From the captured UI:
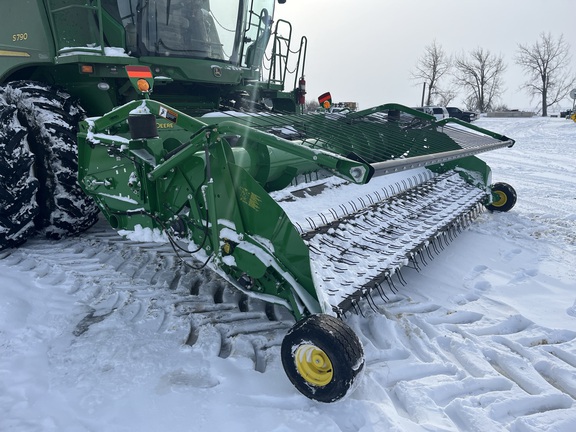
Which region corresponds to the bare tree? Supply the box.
[305,99,320,113]
[435,86,458,107]
[516,33,576,116]
[453,47,506,112]
[411,40,452,106]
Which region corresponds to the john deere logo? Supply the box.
[212,66,222,78]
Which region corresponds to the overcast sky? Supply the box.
[274,0,576,112]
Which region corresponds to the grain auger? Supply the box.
[77,69,517,402]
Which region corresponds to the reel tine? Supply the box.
[386,275,399,294]
[437,235,446,250]
[396,268,407,286]
[419,248,428,266]
[426,242,435,260]
[365,290,379,313]
[333,305,346,319]
[446,228,454,243]
[431,237,441,255]
[301,170,488,314]
[306,217,317,231]
[443,232,452,247]
[409,253,421,272]
[376,282,390,302]
[353,299,365,317]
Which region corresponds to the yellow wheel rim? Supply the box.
[294,344,334,387]
[492,190,508,207]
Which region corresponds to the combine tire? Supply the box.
[0,99,39,249]
[486,182,517,212]
[1,81,99,241]
[281,314,364,402]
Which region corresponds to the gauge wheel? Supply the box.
[281,314,364,403]
[486,182,517,212]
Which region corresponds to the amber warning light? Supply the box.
[318,92,332,109]
[80,64,94,74]
[126,66,154,95]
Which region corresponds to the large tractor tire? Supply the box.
[0,98,39,249]
[0,81,99,249]
[281,314,365,402]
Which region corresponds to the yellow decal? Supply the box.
[156,122,174,129]
[12,33,28,42]
[0,49,30,57]
[239,187,261,211]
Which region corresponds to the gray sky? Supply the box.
[275,0,576,112]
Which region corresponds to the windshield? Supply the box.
[116,0,274,64]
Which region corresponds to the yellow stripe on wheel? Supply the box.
[491,190,508,207]
[295,344,334,387]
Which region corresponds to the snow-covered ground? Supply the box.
[1,117,575,431]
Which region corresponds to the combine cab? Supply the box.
[77,72,517,401]
[0,0,517,403]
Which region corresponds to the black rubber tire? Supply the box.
[486,182,517,212]
[3,81,99,239]
[281,314,364,402]
[0,98,39,250]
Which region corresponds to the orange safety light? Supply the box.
[125,66,154,95]
[318,92,332,109]
[137,79,150,92]
[80,64,94,74]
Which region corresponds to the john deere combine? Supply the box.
[1,0,517,402]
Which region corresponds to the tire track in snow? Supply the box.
[3,211,576,429]
[349,256,576,431]
[477,118,576,254]
[0,219,295,374]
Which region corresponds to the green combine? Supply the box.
[0,0,517,402]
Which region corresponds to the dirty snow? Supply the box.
[1,116,576,431]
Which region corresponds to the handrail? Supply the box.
[292,36,307,90]
[267,19,292,88]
